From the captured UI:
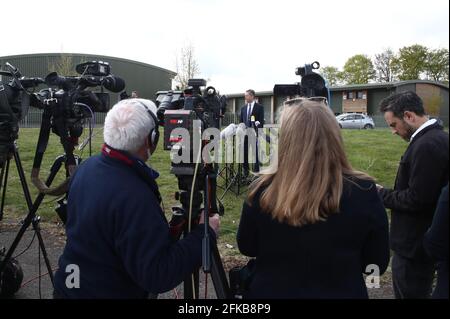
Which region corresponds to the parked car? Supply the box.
[336,113,375,129]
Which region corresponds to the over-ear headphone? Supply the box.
[134,100,160,154]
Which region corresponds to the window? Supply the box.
[343,115,355,121]
[354,114,364,120]
[357,91,364,99]
[347,91,354,99]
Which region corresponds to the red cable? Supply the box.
[173,287,180,299]
[20,267,58,288]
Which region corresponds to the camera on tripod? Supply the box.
[273,61,330,100]
[0,63,44,166]
[31,60,125,116]
[155,79,227,219]
[27,60,126,198]
[156,79,227,148]
[155,79,230,299]
[0,61,126,298]
[0,62,44,297]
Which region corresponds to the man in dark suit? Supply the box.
[377,91,449,299]
[239,89,264,177]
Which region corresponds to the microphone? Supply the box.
[220,123,237,139]
[19,77,45,89]
[102,75,125,93]
[236,123,247,136]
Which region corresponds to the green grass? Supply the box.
[2,127,407,257]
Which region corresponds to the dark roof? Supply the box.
[330,80,449,91]
[226,80,449,97]
[226,91,273,98]
[0,53,177,76]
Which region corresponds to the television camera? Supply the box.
[155,79,230,298]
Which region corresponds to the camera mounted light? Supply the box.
[206,86,216,96]
[76,61,111,76]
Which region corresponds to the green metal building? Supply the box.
[225,80,449,126]
[0,53,176,101]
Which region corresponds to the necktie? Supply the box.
[247,104,251,124]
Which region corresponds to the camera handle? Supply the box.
[31,100,77,196]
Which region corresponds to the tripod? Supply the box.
[217,135,248,200]
[0,141,82,291]
[169,164,231,299]
[0,142,55,288]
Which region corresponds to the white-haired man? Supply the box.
[54,98,219,298]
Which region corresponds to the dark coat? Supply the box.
[379,123,449,259]
[54,153,212,298]
[424,184,449,299]
[237,177,390,298]
[240,102,264,128]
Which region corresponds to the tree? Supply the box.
[174,44,200,89]
[391,44,428,80]
[341,54,376,84]
[374,48,395,82]
[425,48,449,83]
[320,66,342,86]
[48,54,78,76]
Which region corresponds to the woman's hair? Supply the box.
[248,99,373,227]
[104,98,157,153]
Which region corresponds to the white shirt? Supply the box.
[246,101,255,120]
[410,118,437,142]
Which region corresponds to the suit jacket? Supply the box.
[240,102,264,129]
[379,122,449,259]
[424,183,449,299]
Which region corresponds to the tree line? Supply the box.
[320,45,449,86]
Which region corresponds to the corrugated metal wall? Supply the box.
[0,53,175,103]
[440,89,449,126]
[367,88,393,114]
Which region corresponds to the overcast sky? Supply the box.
[1,0,448,94]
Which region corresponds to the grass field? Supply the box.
[2,127,408,257]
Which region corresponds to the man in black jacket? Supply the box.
[378,91,449,299]
[240,89,264,177]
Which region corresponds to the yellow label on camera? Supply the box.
[251,115,255,122]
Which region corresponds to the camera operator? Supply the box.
[53,98,219,299]
[236,99,390,298]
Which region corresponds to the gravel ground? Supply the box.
[1,220,394,299]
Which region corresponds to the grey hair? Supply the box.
[103,98,157,153]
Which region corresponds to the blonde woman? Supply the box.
[237,99,390,299]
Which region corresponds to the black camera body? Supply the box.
[273,61,330,100]
[155,79,226,222]
[32,60,124,114]
[156,78,227,153]
[0,63,45,164]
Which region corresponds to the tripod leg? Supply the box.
[183,265,200,299]
[219,172,240,202]
[32,217,54,285]
[0,158,10,221]
[237,163,241,195]
[0,149,63,282]
[210,241,231,299]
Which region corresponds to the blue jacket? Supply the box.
[54,152,209,298]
